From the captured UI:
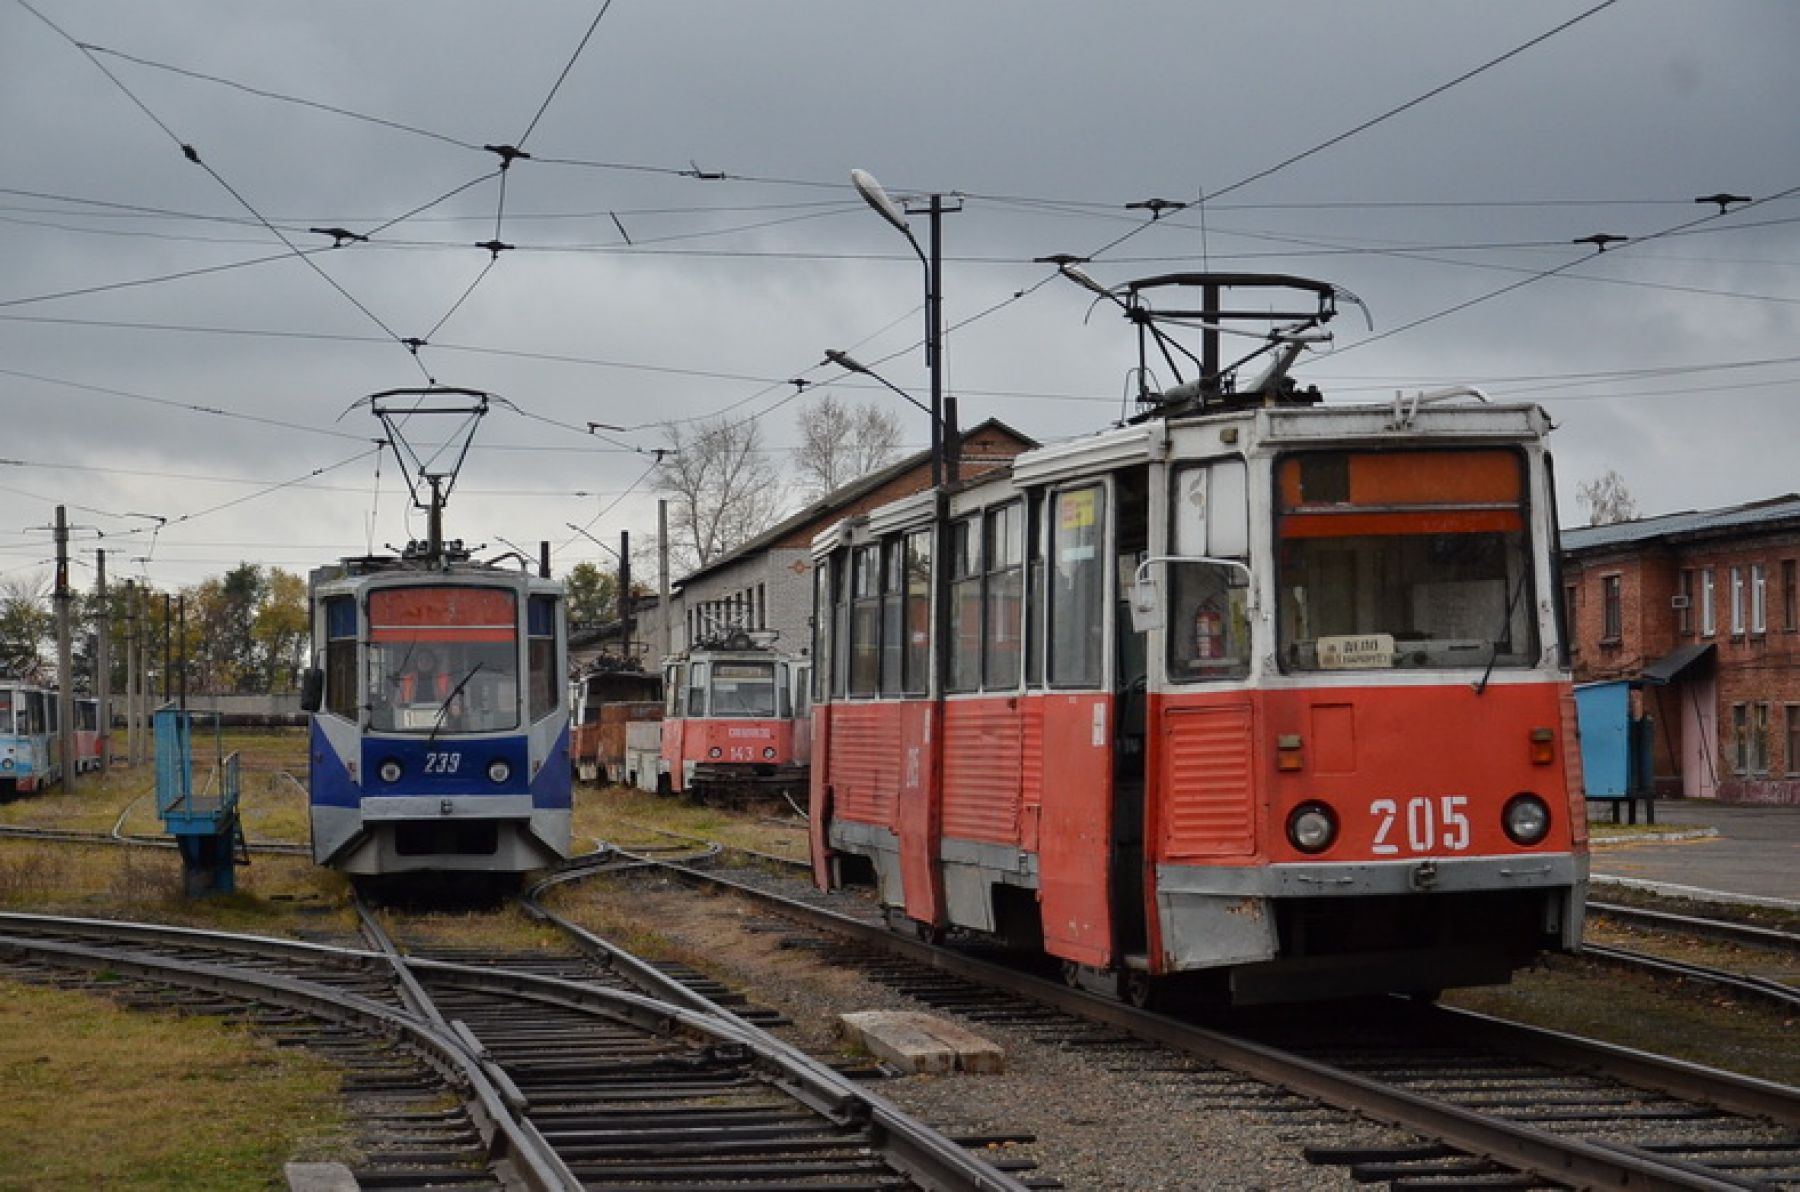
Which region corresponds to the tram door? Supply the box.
[1111,468,1150,960]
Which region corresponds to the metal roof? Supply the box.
[1561,493,1800,554]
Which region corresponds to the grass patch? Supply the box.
[1444,954,1799,1086]
[0,977,352,1189]
[573,783,810,863]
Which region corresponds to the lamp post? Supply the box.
[821,349,933,418]
[850,169,959,487]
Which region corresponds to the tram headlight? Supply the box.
[377,758,403,784]
[762,747,777,760]
[708,747,723,759]
[1286,802,1338,854]
[486,759,511,784]
[1502,794,1551,846]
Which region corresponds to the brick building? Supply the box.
[1561,495,1800,805]
[622,419,1035,665]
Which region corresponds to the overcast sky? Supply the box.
[3,1,1796,594]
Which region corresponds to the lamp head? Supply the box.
[851,169,912,236]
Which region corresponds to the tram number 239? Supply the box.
[1370,795,1470,855]
[423,752,462,775]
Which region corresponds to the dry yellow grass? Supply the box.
[572,782,810,863]
[0,978,352,1190]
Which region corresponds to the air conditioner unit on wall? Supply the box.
[1671,595,1691,609]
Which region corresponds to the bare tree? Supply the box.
[657,416,785,572]
[795,393,902,500]
[1576,468,1639,525]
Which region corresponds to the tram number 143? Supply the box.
[1370,795,1470,855]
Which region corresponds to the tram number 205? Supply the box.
[1370,795,1469,855]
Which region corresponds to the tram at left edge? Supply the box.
[301,554,572,877]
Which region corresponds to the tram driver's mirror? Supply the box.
[299,667,324,713]
[1130,573,1164,633]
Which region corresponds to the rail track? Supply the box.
[614,845,1800,1191]
[0,892,1041,1190]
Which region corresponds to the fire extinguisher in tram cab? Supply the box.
[1195,604,1223,660]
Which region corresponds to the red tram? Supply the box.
[807,274,1586,1006]
[659,631,812,802]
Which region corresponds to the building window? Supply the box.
[1784,559,1797,632]
[1752,703,1770,775]
[1677,569,1693,635]
[1787,705,1800,777]
[1601,575,1622,642]
[1750,563,1766,634]
[1701,568,1716,636]
[1563,584,1578,645]
[1734,702,1769,775]
[1729,566,1744,637]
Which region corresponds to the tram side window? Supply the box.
[666,664,685,716]
[1025,495,1044,687]
[903,530,932,695]
[687,663,707,718]
[984,502,1024,689]
[811,563,832,703]
[528,595,560,722]
[831,553,850,699]
[324,597,358,719]
[880,538,904,695]
[1168,462,1252,681]
[1049,485,1107,688]
[947,517,982,692]
[849,545,880,696]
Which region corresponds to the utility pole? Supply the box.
[53,507,75,793]
[619,530,632,663]
[95,549,111,774]
[124,581,137,765]
[658,499,672,658]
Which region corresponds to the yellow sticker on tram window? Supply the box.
[1059,489,1097,529]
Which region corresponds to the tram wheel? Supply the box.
[1061,960,1082,989]
[1123,970,1160,1010]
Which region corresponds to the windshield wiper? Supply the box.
[1474,565,1532,696]
[428,663,485,742]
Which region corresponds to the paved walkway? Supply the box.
[1588,799,1799,908]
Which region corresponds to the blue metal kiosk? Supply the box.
[1574,679,1657,824]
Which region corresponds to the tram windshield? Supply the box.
[1276,450,1539,672]
[706,660,782,718]
[366,586,520,733]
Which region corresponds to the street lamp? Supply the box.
[821,349,933,419]
[849,169,958,486]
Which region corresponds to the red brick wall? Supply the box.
[1565,530,1800,804]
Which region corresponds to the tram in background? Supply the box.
[72,697,104,773]
[807,273,1586,1007]
[659,629,811,803]
[0,681,61,794]
[570,664,662,784]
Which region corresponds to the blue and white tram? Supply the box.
[302,553,571,876]
[0,682,61,795]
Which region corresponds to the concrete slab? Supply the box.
[285,1162,359,1191]
[840,1009,1005,1074]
